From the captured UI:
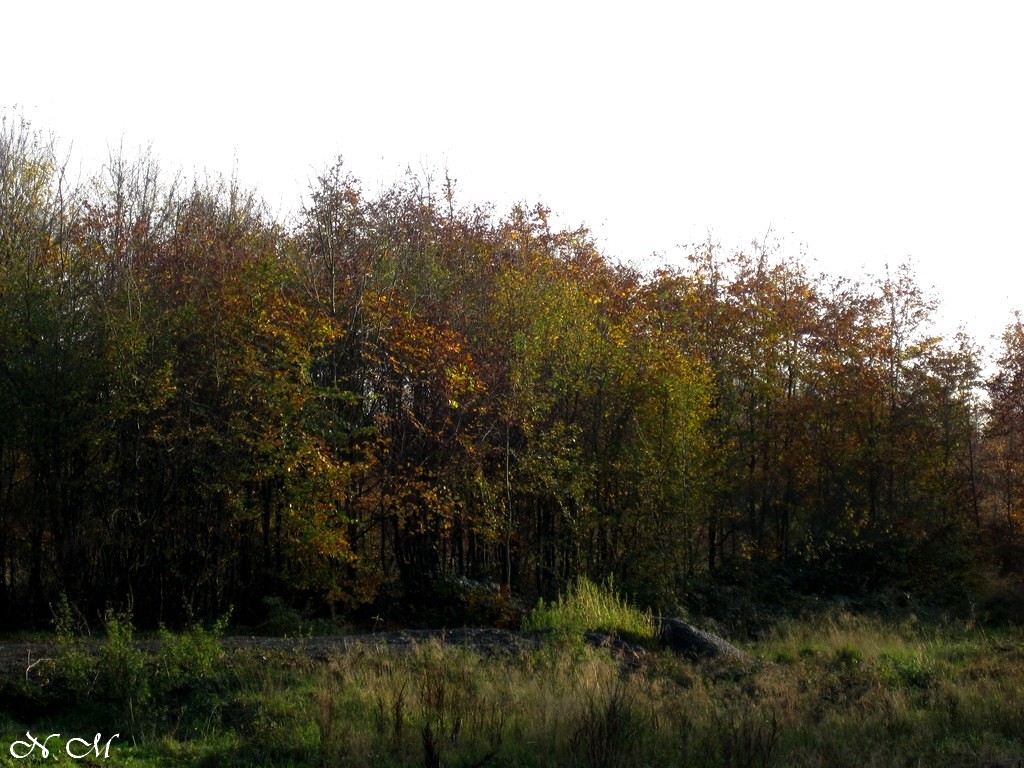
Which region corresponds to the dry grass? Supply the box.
[6,609,1024,766]
[290,614,1024,767]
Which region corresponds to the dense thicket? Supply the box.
[0,116,1018,628]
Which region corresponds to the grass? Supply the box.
[2,600,1024,766]
[521,577,657,645]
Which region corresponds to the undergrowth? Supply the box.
[2,600,1023,766]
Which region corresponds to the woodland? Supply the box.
[2,113,1023,632]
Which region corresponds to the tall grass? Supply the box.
[308,640,653,768]
[6,603,1024,766]
[296,612,1024,768]
[521,577,656,644]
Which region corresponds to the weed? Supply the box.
[50,594,97,697]
[97,607,151,740]
[155,610,230,690]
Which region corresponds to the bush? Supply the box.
[97,607,151,738]
[51,594,97,697]
[49,600,151,737]
[155,609,231,690]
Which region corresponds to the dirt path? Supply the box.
[1,619,739,682]
[0,628,551,683]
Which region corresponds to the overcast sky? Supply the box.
[5,1,1023,353]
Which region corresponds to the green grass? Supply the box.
[3,605,1024,766]
[521,576,657,645]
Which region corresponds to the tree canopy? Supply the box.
[0,115,1017,628]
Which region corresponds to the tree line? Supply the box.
[1,115,1021,628]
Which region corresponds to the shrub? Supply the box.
[155,609,231,690]
[50,594,97,697]
[261,595,308,637]
[97,607,151,737]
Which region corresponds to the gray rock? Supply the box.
[655,617,747,661]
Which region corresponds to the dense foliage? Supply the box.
[0,115,1019,628]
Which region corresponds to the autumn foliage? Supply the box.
[0,116,1017,628]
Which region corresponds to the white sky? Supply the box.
[5,1,1023,356]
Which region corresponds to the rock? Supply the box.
[655,617,747,661]
[583,631,649,665]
